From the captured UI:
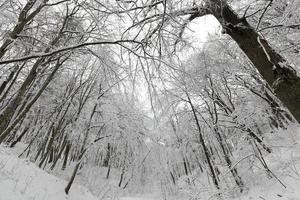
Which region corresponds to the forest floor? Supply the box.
[1,125,300,200]
[0,145,98,200]
[235,125,300,200]
[0,144,160,200]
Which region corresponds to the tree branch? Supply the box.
[0,40,143,65]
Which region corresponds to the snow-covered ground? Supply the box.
[0,145,160,200]
[0,146,97,200]
[1,125,300,200]
[235,125,300,200]
[172,125,300,200]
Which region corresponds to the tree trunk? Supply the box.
[51,138,67,170]
[0,66,17,96]
[186,91,220,189]
[186,1,300,123]
[62,142,71,170]
[214,126,244,192]
[103,143,111,167]
[65,161,81,194]
[118,165,125,187]
[208,1,300,123]
[10,126,29,148]
[0,1,47,59]
[0,58,45,135]
[0,63,24,103]
[0,58,66,143]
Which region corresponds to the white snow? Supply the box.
[1,126,300,200]
[234,125,300,200]
[0,146,97,200]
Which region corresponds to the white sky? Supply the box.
[178,14,221,59]
[139,15,221,115]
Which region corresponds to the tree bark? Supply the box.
[212,1,300,123]
[187,0,300,123]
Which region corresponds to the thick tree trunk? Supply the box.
[187,1,300,123]
[208,1,300,123]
